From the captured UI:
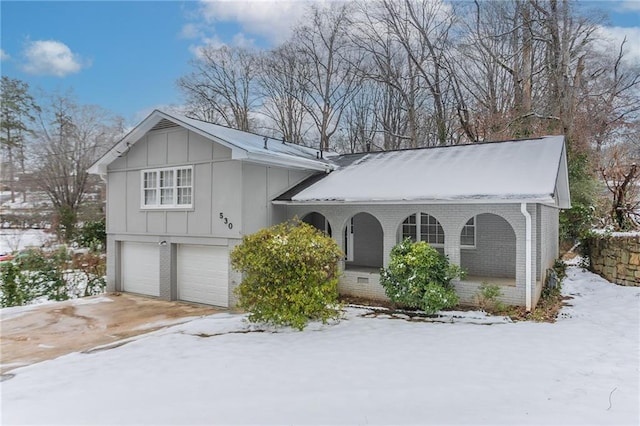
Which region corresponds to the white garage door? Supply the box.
[121,242,160,296]
[177,245,229,307]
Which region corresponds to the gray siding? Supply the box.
[241,164,313,235]
[535,205,560,303]
[104,125,315,305]
[460,213,516,278]
[106,127,241,238]
[242,163,269,235]
[211,161,242,238]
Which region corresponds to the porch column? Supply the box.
[382,227,397,269]
[444,227,460,267]
[330,214,346,272]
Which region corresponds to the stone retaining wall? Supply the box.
[585,234,640,286]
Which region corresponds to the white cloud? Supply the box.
[180,23,203,39]
[195,0,309,45]
[594,25,640,64]
[619,0,640,12]
[0,49,9,61]
[21,40,88,77]
[231,32,256,49]
[188,35,226,58]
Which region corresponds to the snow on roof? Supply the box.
[89,110,335,174]
[172,114,330,161]
[284,136,570,206]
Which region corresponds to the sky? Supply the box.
[1,0,639,126]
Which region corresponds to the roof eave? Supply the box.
[274,195,556,206]
[245,151,334,172]
[88,110,332,174]
[89,110,179,175]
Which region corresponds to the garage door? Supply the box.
[177,245,229,307]
[121,242,160,296]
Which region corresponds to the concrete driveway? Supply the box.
[1,294,221,375]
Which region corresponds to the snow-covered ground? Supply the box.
[2,266,639,425]
[0,229,51,254]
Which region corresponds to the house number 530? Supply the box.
[219,212,234,229]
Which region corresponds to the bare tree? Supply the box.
[582,38,640,152]
[378,0,459,145]
[349,1,426,149]
[32,92,124,241]
[600,144,640,230]
[342,82,381,153]
[293,3,363,151]
[454,0,544,140]
[529,0,597,149]
[257,43,311,144]
[178,45,260,131]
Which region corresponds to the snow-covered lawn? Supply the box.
[2,266,639,425]
[0,229,51,254]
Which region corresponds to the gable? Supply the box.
[106,128,233,172]
[89,110,334,176]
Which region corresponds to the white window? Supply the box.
[400,213,444,246]
[460,217,476,248]
[141,166,193,209]
[402,214,417,242]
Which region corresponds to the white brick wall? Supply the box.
[339,269,388,301]
[460,213,516,278]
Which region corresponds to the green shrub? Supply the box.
[72,252,107,297]
[380,238,462,314]
[0,247,106,307]
[74,218,106,252]
[230,219,343,330]
[421,283,460,315]
[559,149,599,243]
[1,262,26,307]
[552,259,567,281]
[474,282,505,312]
[16,248,71,302]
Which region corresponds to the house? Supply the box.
[89,110,570,310]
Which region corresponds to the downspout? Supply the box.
[520,203,532,311]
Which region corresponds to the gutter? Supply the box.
[273,197,555,206]
[245,151,334,172]
[520,203,532,311]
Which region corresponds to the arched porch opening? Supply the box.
[459,213,516,285]
[344,212,383,271]
[301,212,332,237]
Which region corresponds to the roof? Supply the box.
[276,136,571,208]
[88,110,336,175]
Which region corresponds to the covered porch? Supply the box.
[286,203,539,308]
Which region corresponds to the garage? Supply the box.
[121,242,160,296]
[177,245,229,307]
